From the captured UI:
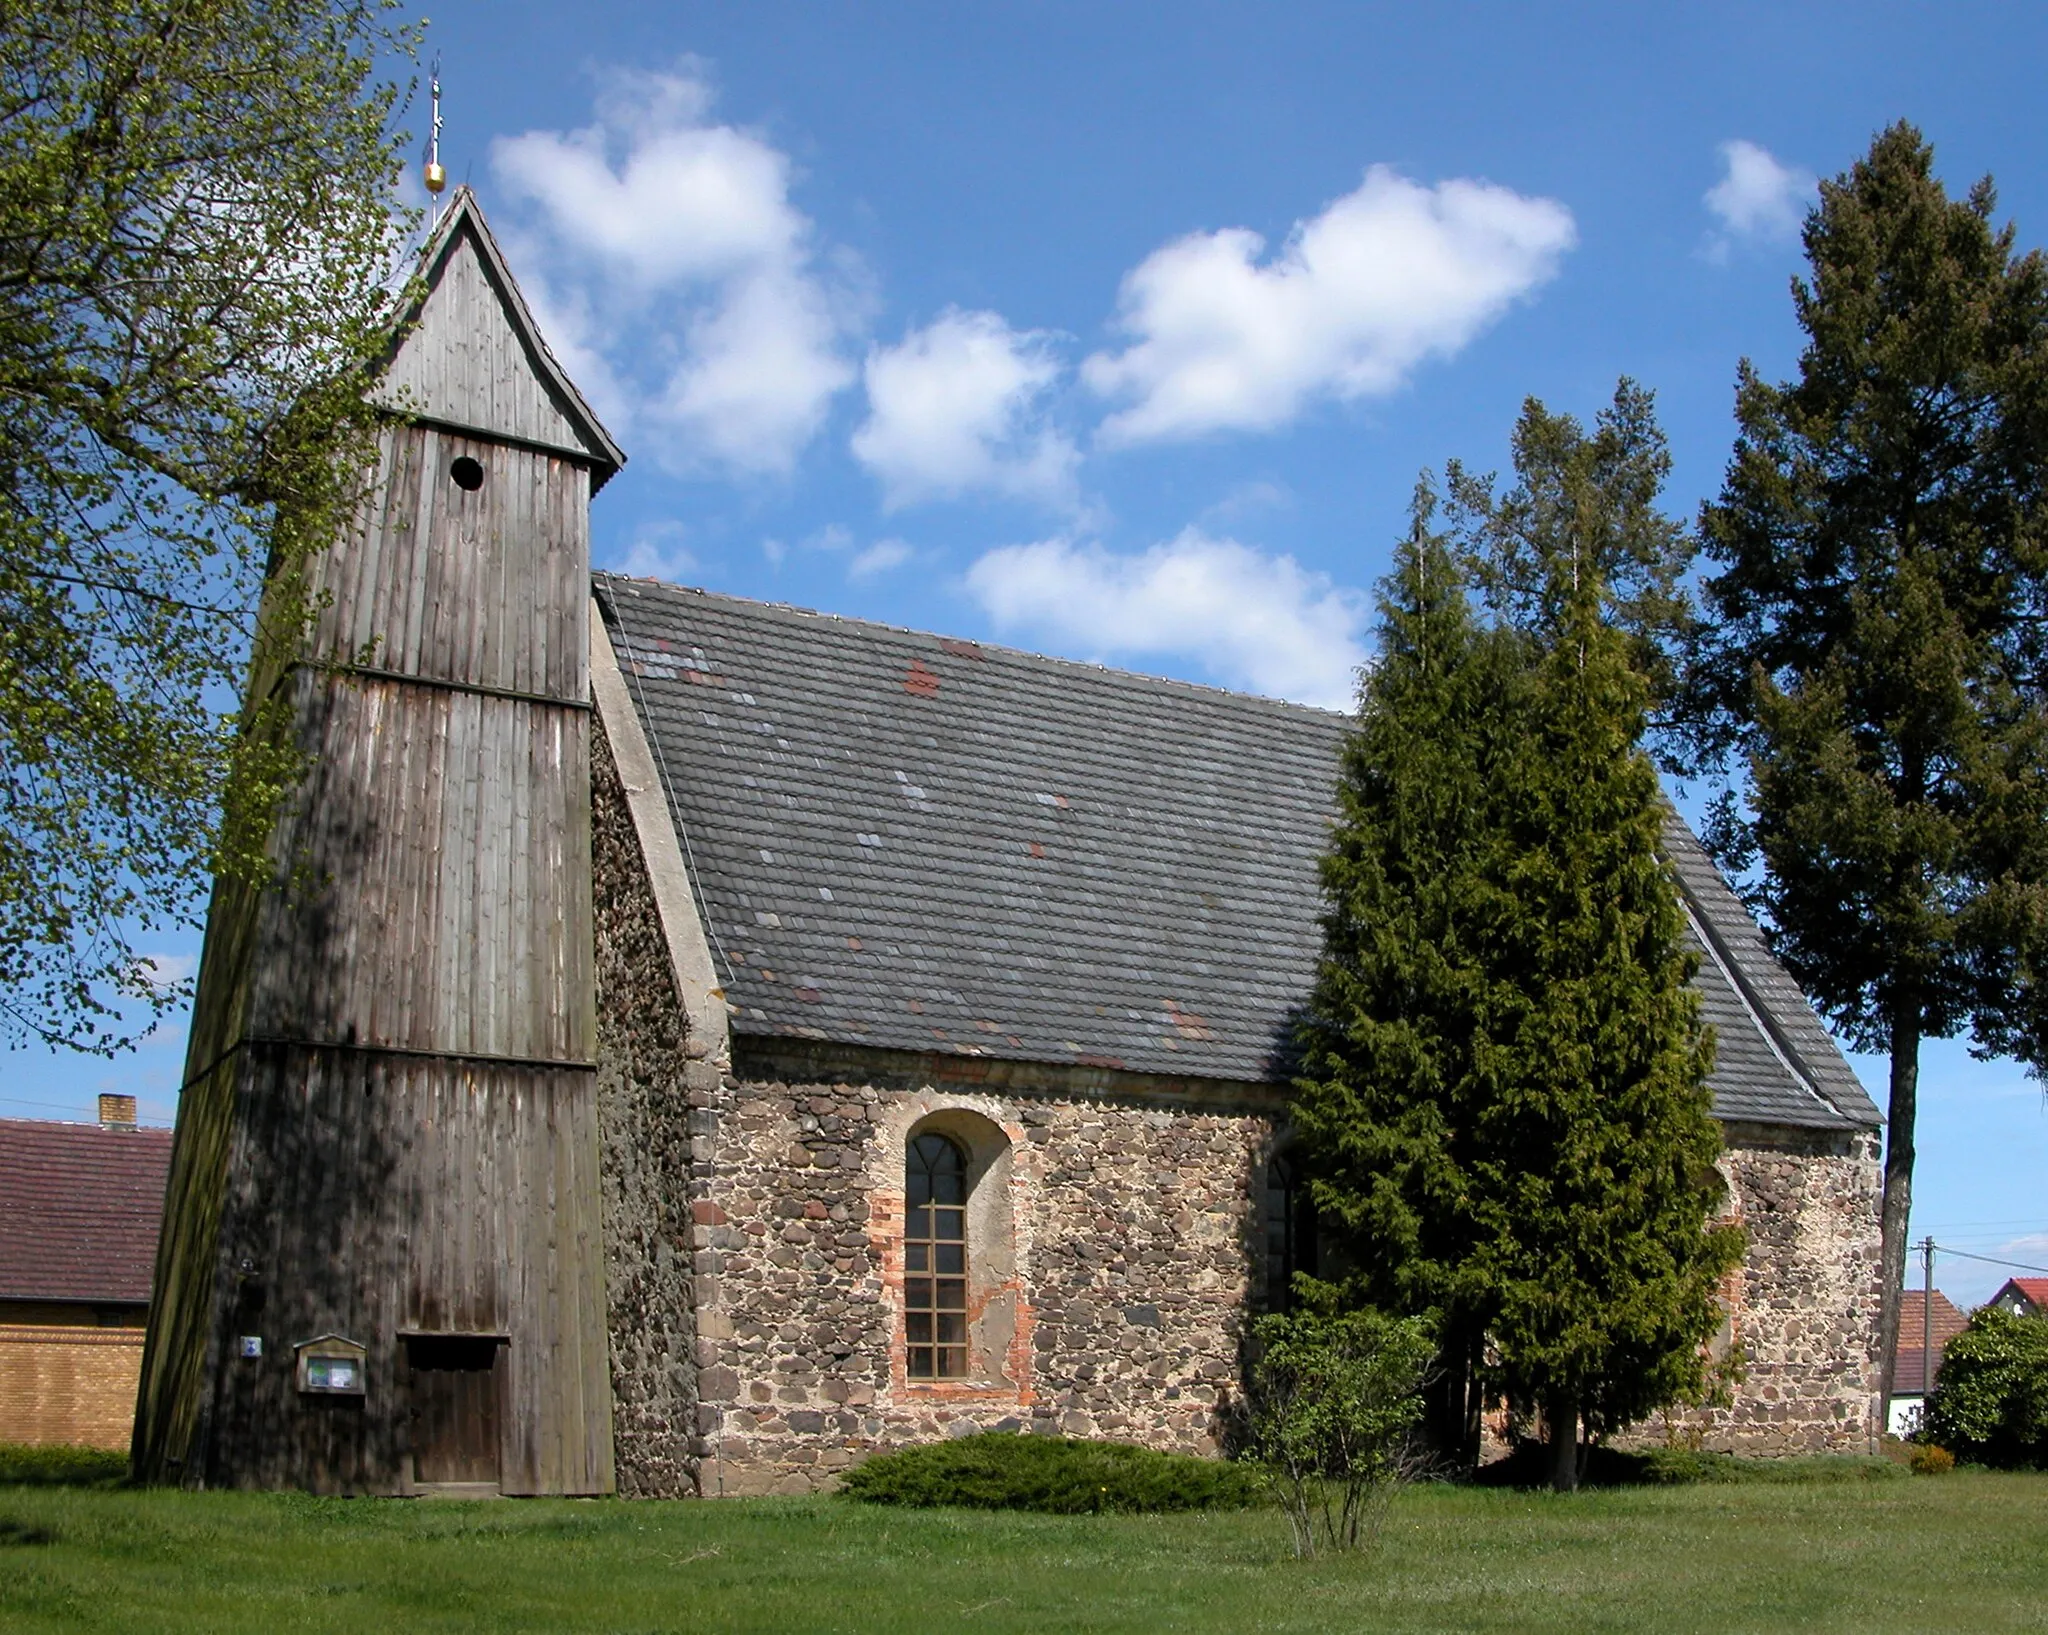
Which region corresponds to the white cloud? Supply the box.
[493,65,856,474]
[1704,140,1815,251]
[852,309,1078,507]
[613,521,696,582]
[132,953,198,992]
[1083,166,1575,446]
[848,538,914,579]
[964,531,1366,708]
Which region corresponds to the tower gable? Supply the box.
[373,189,624,488]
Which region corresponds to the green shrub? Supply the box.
[1910,1444,1956,1475]
[0,1442,128,1487]
[837,1433,1263,1513]
[1922,1308,2048,1469]
[1243,1307,1433,1556]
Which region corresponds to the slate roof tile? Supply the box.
[598,578,1880,1130]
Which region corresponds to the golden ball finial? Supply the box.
[424,161,446,195]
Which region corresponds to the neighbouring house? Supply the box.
[1985,1278,2048,1319]
[1888,1289,1970,1437]
[0,1100,174,1449]
[135,190,1887,1499]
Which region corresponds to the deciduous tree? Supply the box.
[0,0,415,1051]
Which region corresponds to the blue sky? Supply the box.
[8,1,2047,1303]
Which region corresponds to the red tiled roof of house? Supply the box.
[1892,1289,1970,1395]
[1999,1277,2048,1310]
[0,1119,173,1304]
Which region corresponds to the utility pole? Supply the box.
[1921,1236,1936,1414]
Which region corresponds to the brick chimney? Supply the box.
[98,1093,137,1128]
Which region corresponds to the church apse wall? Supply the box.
[1645,1124,1885,1456]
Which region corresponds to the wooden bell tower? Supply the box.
[135,191,626,1494]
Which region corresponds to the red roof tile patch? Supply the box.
[0,1119,173,1304]
[1893,1347,1939,1396]
[1898,1289,1970,1349]
[1892,1290,1970,1394]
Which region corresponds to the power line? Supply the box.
[1931,1242,2048,1276]
[0,1095,97,1116]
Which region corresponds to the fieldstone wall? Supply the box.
[592,719,705,1497]
[591,931,1881,1492]
[689,1044,1279,1496]
[1640,1121,1884,1455]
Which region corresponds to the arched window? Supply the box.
[905,1132,969,1378]
[1263,1150,1318,1312]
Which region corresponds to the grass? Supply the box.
[2,1467,2045,1633]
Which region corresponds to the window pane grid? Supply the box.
[906,1134,968,1379]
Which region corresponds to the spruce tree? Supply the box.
[1691,123,2048,1413]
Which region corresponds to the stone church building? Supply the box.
[136,193,1884,1498]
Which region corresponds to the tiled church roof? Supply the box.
[596,576,1879,1130]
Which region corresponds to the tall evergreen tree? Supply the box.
[1297,406,1740,1491]
[1478,536,1739,1492]
[1691,123,2048,1412]
[1292,479,1523,1469]
[1449,380,1697,720]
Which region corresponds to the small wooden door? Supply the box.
[406,1335,504,1488]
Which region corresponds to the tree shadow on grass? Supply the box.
[0,1442,128,1488]
[1474,1437,1904,1489]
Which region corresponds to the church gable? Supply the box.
[591,574,1880,1133]
[373,190,624,486]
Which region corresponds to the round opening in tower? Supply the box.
[449,456,484,491]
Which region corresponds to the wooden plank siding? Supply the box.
[307,429,592,703]
[135,201,619,1495]
[241,672,594,1063]
[369,221,599,464]
[183,1047,610,1494]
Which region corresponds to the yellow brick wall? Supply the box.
[0,1324,146,1450]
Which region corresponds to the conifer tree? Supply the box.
[1477,531,1739,1492]
[1691,123,2048,1412]
[1292,479,1523,1469]
[1298,397,1741,1491]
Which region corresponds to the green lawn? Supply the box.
[2,1472,2045,1633]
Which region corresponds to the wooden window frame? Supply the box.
[904,1132,970,1380]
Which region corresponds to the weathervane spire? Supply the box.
[423,53,446,220]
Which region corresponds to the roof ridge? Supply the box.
[592,572,1358,720]
[381,187,627,487]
